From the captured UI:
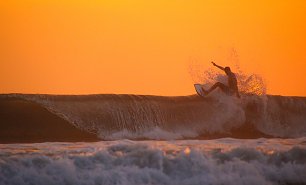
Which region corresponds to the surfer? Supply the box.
[202,62,240,98]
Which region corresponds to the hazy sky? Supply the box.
[1,0,305,96]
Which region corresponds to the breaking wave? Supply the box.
[5,92,306,140]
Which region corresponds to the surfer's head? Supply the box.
[224,67,231,75]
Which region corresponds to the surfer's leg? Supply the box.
[206,82,229,95]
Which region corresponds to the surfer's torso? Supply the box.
[227,72,238,93]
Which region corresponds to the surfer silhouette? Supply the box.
[202,62,240,98]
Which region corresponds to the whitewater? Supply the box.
[1,93,306,185]
[1,138,306,185]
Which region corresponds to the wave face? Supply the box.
[8,93,306,140]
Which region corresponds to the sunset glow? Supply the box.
[1,0,305,96]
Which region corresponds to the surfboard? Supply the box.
[194,84,206,97]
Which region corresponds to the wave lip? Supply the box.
[1,93,306,142]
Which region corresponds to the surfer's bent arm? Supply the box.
[211,62,225,71]
[234,84,240,98]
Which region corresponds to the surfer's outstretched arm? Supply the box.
[211,62,225,71]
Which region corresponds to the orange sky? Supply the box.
[1,0,306,96]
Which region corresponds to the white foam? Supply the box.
[1,138,306,185]
[103,127,198,140]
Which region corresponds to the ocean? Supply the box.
[0,94,306,185]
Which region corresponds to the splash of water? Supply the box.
[188,49,266,96]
